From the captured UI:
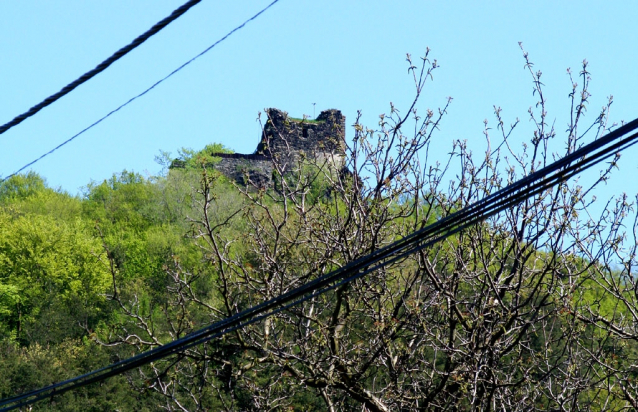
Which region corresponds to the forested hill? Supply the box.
[2,124,638,410]
[0,142,243,409]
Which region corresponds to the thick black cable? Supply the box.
[0,0,203,136]
[2,117,638,410]
[0,0,281,184]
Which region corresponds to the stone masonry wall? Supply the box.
[211,108,346,186]
[211,153,272,188]
[256,108,346,172]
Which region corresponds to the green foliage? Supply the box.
[0,172,47,203]
[0,174,110,345]
[0,212,110,343]
[166,143,234,170]
[0,169,216,408]
[0,172,82,221]
[82,170,206,280]
[0,339,158,411]
[288,116,324,124]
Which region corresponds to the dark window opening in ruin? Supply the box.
[302,126,309,138]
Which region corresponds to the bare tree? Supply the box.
[100,48,638,411]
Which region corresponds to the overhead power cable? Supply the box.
[2,117,638,411]
[0,0,203,136]
[0,0,281,184]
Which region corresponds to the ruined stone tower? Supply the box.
[257,108,346,167]
[211,108,346,187]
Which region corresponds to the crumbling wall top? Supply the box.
[256,108,346,159]
[207,107,346,186]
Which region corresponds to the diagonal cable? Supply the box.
[2,117,638,411]
[0,0,281,183]
[0,0,203,135]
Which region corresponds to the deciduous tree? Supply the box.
[101,49,638,411]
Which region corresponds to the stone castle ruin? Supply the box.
[210,108,346,187]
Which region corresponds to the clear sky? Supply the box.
[1,0,637,208]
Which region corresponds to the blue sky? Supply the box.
[1,0,637,208]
